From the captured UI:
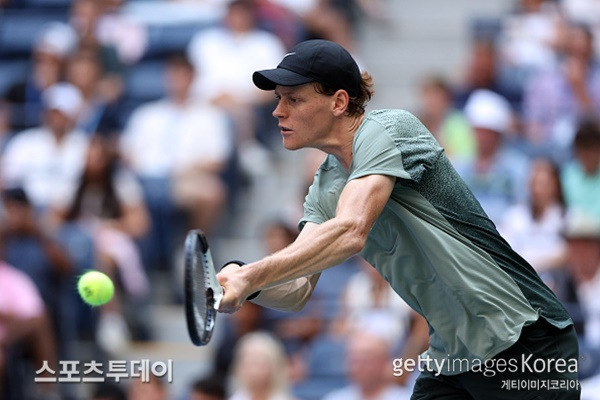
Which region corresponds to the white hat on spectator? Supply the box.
[42,83,84,120]
[350,312,401,352]
[464,89,512,134]
[563,210,600,239]
[35,22,78,58]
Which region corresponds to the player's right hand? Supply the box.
[216,262,252,313]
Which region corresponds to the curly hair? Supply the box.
[313,71,375,117]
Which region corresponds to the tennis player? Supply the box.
[217,39,580,399]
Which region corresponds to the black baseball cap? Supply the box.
[252,39,361,97]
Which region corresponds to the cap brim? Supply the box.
[253,68,314,91]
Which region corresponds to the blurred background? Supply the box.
[1,0,600,399]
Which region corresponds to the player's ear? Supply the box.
[331,89,350,116]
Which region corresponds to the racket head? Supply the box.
[184,229,223,346]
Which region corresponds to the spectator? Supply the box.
[417,75,475,163]
[274,0,387,53]
[562,212,600,349]
[500,158,567,274]
[127,376,168,400]
[214,302,265,379]
[252,0,304,50]
[69,0,126,105]
[334,258,429,386]
[281,0,356,52]
[2,23,76,132]
[187,0,285,153]
[89,382,127,400]
[1,188,72,315]
[0,103,10,152]
[335,259,414,348]
[120,53,232,269]
[453,38,522,111]
[89,0,148,66]
[561,121,600,221]
[69,0,125,74]
[455,89,529,225]
[65,48,123,135]
[229,331,296,400]
[259,219,323,381]
[1,83,89,211]
[498,0,562,72]
[0,187,78,373]
[582,371,600,400]
[322,326,413,400]
[522,22,600,158]
[188,375,226,400]
[0,258,58,400]
[561,0,600,56]
[48,134,151,352]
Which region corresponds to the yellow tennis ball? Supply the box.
[77,271,114,306]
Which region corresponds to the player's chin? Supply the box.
[282,137,302,151]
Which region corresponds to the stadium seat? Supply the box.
[123,60,167,103]
[0,59,29,97]
[0,9,69,58]
[142,22,214,60]
[16,0,71,8]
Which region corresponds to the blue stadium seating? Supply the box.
[0,59,29,96]
[12,0,71,8]
[142,22,215,60]
[123,60,166,103]
[0,9,69,57]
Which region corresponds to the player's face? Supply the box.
[273,84,336,151]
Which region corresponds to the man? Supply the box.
[456,88,529,225]
[322,324,413,400]
[120,54,232,271]
[217,39,579,398]
[187,0,285,150]
[563,211,600,349]
[562,121,600,221]
[522,23,600,160]
[1,82,89,211]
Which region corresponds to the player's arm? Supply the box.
[247,222,321,312]
[217,173,395,313]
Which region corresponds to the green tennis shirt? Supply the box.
[299,109,572,375]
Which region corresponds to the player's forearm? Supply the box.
[251,273,321,312]
[242,217,365,293]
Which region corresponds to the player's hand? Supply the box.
[216,263,252,313]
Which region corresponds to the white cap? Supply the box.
[42,83,83,120]
[35,22,77,58]
[563,210,600,239]
[464,89,512,134]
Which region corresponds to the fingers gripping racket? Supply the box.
[184,229,223,346]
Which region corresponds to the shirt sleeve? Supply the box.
[299,168,329,231]
[349,111,443,184]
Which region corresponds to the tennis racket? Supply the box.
[184,229,223,346]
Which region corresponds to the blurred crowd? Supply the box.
[1,0,600,399]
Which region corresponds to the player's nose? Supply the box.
[273,101,286,119]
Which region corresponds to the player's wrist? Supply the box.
[222,260,261,300]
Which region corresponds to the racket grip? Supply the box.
[221,260,261,300]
